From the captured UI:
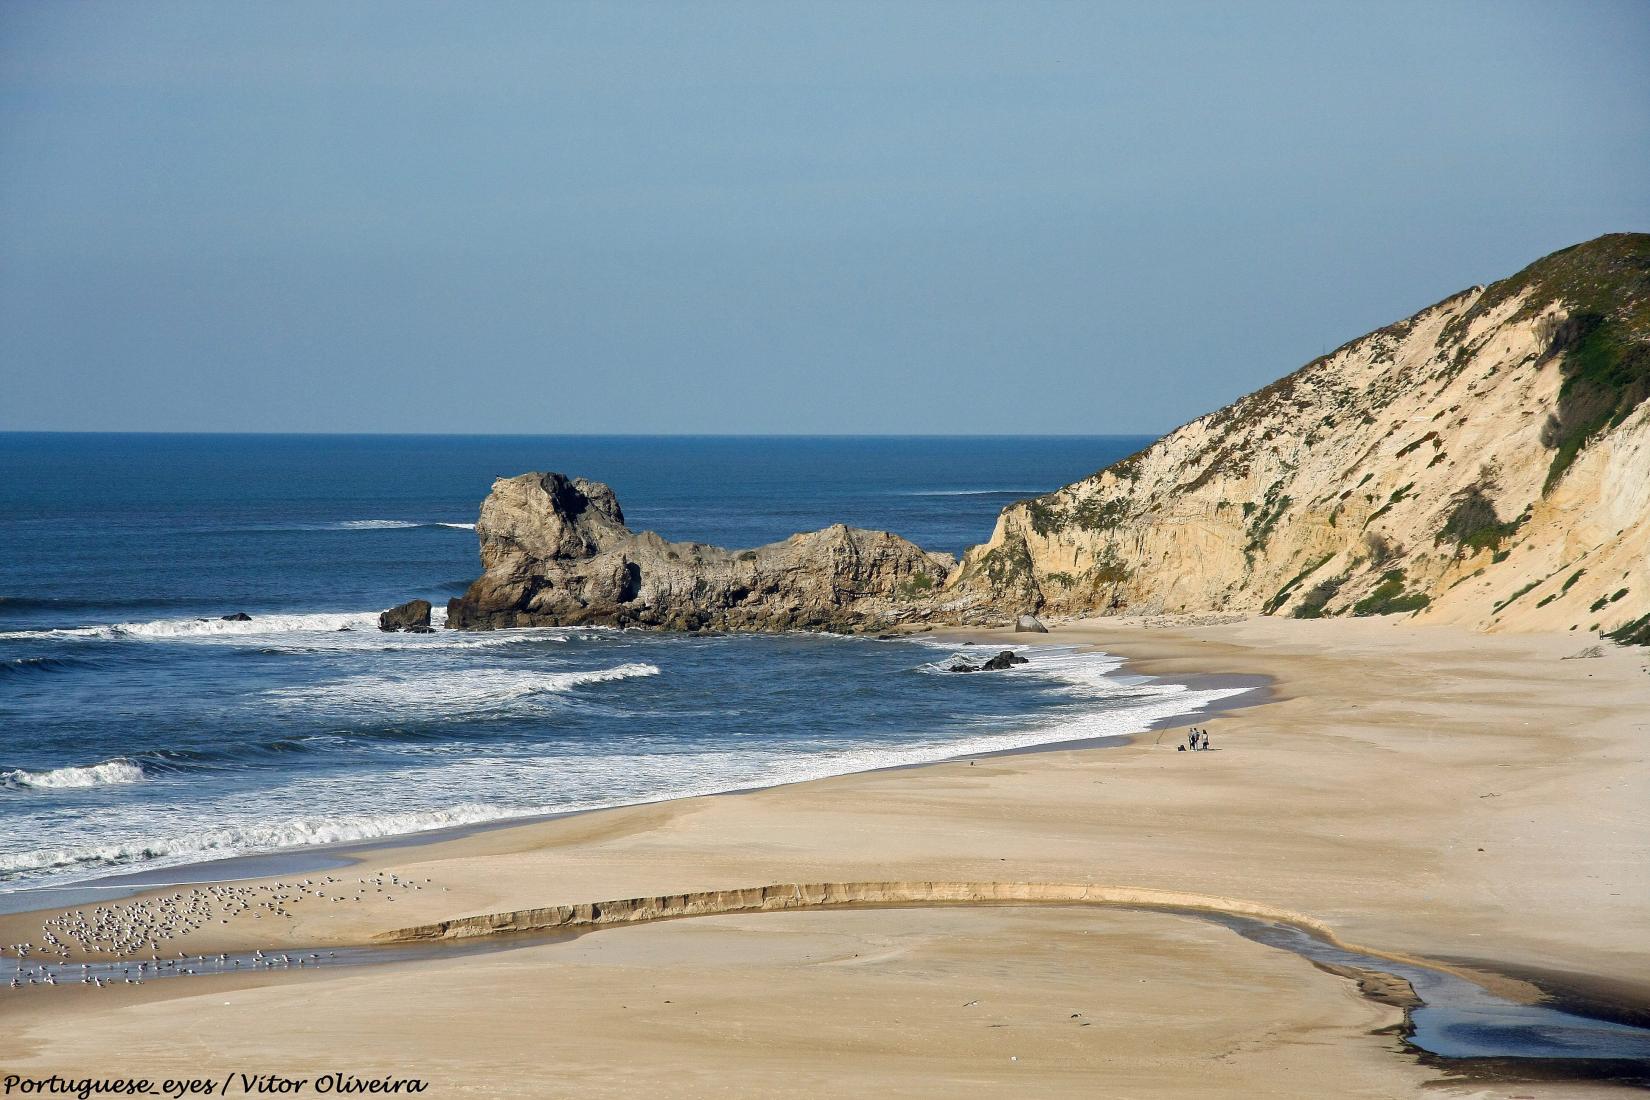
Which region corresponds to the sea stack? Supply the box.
[379,599,433,632]
[447,473,955,632]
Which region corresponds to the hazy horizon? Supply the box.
[4,1,1647,435]
[0,429,1154,438]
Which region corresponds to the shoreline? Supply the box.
[12,882,1650,1083]
[5,615,1647,1097]
[0,638,1268,917]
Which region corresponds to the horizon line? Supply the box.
[0,429,1167,440]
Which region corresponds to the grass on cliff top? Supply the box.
[1441,233,1650,491]
[1016,235,1649,532]
[1445,233,1650,344]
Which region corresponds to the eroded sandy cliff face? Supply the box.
[948,234,1650,641]
[448,472,954,632]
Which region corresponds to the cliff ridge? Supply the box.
[948,233,1650,640]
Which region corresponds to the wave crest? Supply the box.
[3,758,147,790]
[0,607,450,642]
[303,520,475,532]
[0,802,548,878]
[265,662,662,714]
[1,655,87,677]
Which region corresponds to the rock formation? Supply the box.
[948,233,1650,641]
[379,599,433,632]
[946,650,1030,673]
[447,236,1648,642]
[447,472,954,632]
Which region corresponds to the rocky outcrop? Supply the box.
[946,650,1031,673]
[445,236,1648,640]
[447,473,954,633]
[948,234,1650,637]
[379,599,432,632]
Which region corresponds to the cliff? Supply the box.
[447,472,954,632]
[949,233,1650,641]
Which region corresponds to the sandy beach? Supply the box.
[4,616,1648,1097]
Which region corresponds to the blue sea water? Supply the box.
[0,434,1245,894]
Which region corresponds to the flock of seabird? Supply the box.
[4,870,437,992]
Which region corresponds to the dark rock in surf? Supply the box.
[221,612,253,622]
[946,651,1027,673]
[981,650,1029,670]
[379,599,433,632]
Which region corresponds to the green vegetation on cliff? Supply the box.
[1441,234,1650,491]
[1607,612,1650,647]
[1352,569,1431,617]
[1436,485,1524,555]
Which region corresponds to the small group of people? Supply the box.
[1182,726,1212,751]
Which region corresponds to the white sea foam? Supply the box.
[328,519,474,531]
[0,803,553,877]
[3,758,147,790]
[248,628,584,655]
[265,662,661,713]
[233,519,476,533]
[0,606,456,642]
[0,610,375,641]
[913,639,1123,681]
[0,660,1247,882]
[0,666,1240,883]
[0,639,1253,892]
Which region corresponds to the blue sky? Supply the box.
[2,1,1647,434]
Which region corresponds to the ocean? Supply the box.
[0,433,1247,896]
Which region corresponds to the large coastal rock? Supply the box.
[447,473,955,632]
[379,599,433,632]
[948,233,1650,641]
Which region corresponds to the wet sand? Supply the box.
[3,616,1647,1097]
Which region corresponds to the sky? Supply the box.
[2,1,1647,435]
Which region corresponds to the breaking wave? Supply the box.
[0,607,451,642]
[3,758,147,790]
[327,520,474,531]
[0,803,552,879]
[1,655,88,678]
[270,519,477,532]
[264,662,662,714]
